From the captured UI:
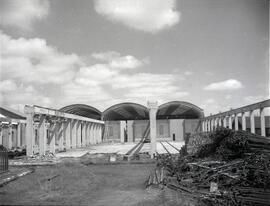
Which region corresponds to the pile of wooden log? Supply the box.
[156,128,270,205]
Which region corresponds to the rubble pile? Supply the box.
[154,128,270,206]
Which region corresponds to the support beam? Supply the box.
[76,121,82,148]
[148,101,158,158]
[260,108,266,137]
[65,120,71,149]
[228,115,232,129]
[71,120,77,148]
[250,110,256,134]
[17,123,21,147]
[234,114,239,131]
[39,115,46,155]
[8,125,12,149]
[120,121,126,142]
[58,122,64,151]
[82,122,86,147]
[223,117,227,128]
[25,106,34,156]
[242,112,246,131]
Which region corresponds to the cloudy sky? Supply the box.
[0,0,269,115]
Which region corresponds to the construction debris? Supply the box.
[155,128,270,206]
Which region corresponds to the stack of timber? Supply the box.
[155,128,270,206]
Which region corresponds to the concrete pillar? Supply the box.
[148,101,158,158]
[82,122,86,147]
[93,124,97,144]
[127,121,134,142]
[210,119,214,131]
[120,121,126,143]
[0,127,2,145]
[98,125,102,143]
[65,120,71,149]
[39,116,46,155]
[85,122,90,146]
[89,123,94,145]
[234,114,239,131]
[49,123,56,154]
[260,108,266,136]
[25,106,34,156]
[223,117,227,128]
[8,125,12,149]
[242,112,246,131]
[218,118,222,127]
[71,120,77,148]
[17,123,21,147]
[214,118,218,130]
[228,116,232,129]
[76,121,82,148]
[250,110,255,134]
[58,122,64,151]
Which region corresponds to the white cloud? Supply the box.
[0,80,18,92]
[204,79,243,91]
[92,51,145,70]
[1,31,188,110]
[94,0,180,33]
[184,71,193,76]
[0,0,49,30]
[1,31,81,84]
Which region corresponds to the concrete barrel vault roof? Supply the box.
[102,102,149,121]
[59,104,102,120]
[60,101,204,121]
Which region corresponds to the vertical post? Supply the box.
[93,124,97,144]
[65,119,71,149]
[77,121,82,148]
[82,121,86,147]
[260,108,266,137]
[120,121,126,142]
[8,124,13,149]
[85,122,89,146]
[250,110,255,134]
[218,118,222,127]
[223,116,227,128]
[148,101,158,158]
[17,123,21,147]
[214,118,218,130]
[58,121,64,151]
[234,114,239,131]
[89,123,94,145]
[39,115,46,155]
[71,120,77,148]
[228,116,232,129]
[25,106,34,156]
[242,112,246,131]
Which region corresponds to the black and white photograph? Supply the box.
[0,0,269,205]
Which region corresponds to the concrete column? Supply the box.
[148,101,158,158]
[85,122,90,146]
[58,122,64,151]
[260,108,266,136]
[39,116,46,155]
[71,120,77,148]
[210,119,214,131]
[218,118,222,127]
[127,121,134,142]
[65,120,71,149]
[242,112,246,131]
[234,114,239,131]
[120,121,126,143]
[76,121,82,148]
[89,123,94,145]
[223,117,227,128]
[17,123,21,147]
[49,123,57,154]
[98,125,102,143]
[81,122,86,147]
[93,124,97,144]
[25,106,34,156]
[228,116,232,129]
[214,118,218,130]
[8,125,12,149]
[0,127,2,145]
[250,110,256,134]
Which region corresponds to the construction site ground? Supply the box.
[0,158,195,206]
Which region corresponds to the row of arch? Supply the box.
[59,101,204,121]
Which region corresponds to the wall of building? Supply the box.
[104,121,120,142]
[169,119,184,141]
[157,119,170,140]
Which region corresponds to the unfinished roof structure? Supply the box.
[102,102,149,121]
[157,101,204,119]
[59,104,102,120]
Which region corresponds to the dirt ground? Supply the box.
[0,158,196,206]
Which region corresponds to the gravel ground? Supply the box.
[0,158,196,206]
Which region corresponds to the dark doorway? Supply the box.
[173,133,176,141]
